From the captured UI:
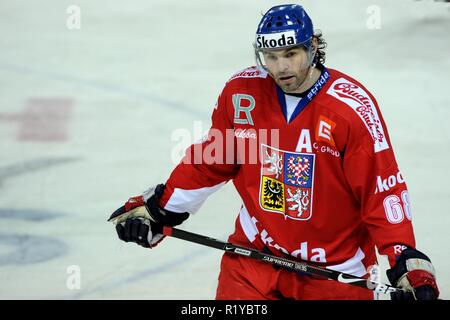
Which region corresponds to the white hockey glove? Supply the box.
[386,247,439,300]
[108,184,189,248]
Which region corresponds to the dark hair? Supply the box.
[313,30,327,65]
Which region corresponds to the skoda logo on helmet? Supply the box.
[256,31,297,49]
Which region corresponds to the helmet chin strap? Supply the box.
[307,45,317,79]
[308,64,316,79]
[296,47,318,91]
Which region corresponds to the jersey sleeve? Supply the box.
[159,84,239,214]
[342,89,416,267]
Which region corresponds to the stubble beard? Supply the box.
[273,69,310,93]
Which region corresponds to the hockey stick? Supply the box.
[162,226,403,295]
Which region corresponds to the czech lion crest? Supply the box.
[260,144,315,220]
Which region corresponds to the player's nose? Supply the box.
[276,58,290,73]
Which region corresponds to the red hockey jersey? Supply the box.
[159,65,415,276]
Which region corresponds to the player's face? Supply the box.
[262,46,311,93]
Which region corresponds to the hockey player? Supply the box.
[109,4,440,300]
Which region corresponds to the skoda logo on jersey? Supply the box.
[256,31,296,49]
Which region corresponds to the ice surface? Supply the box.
[0,0,449,299]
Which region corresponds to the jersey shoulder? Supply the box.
[322,68,378,109]
[315,68,380,127]
[213,66,270,121]
[320,68,390,153]
[224,66,271,91]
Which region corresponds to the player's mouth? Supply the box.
[278,75,295,84]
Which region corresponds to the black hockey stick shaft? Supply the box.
[162,226,403,295]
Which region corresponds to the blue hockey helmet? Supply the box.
[254,4,315,68]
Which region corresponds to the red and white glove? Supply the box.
[108,184,189,248]
[386,247,439,300]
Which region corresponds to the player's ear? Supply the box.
[311,36,319,55]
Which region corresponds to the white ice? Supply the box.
[0,0,449,299]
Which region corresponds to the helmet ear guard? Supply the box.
[254,45,268,71]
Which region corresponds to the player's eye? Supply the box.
[285,51,297,58]
[265,54,277,61]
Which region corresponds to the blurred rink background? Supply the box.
[0,0,449,299]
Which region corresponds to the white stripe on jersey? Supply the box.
[327,247,367,277]
[239,205,259,242]
[163,182,227,214]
